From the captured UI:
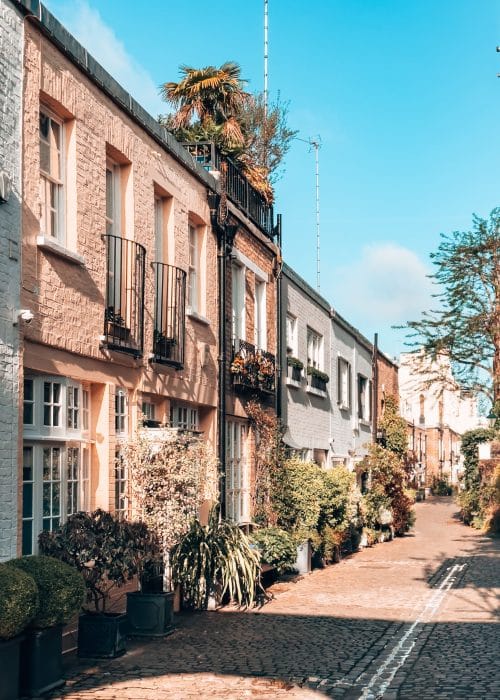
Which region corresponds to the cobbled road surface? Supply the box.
[50,498,499,699]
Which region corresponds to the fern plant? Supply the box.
[171,508,261,610]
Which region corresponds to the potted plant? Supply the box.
[0,564,38,700]
[124,429,219,633]
[172,507,261,610]
[251,527,296,575]
[39,509,151,658]
[6,556,85,697]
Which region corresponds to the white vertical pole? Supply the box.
[312,140,320,292]
[264,0,269,121]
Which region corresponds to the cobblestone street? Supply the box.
[51,499,499,699]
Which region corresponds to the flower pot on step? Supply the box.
[19,625,65,697]
[77,612,127,658]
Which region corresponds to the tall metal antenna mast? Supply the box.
[296,136,322,291]
[264,0,269,121]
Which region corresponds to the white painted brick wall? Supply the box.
[0,0,22,561]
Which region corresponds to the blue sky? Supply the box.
[44,0,500,358]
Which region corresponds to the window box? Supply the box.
[231,342,276,395]
[306,365,329,393]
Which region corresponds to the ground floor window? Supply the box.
[114,447,129,519]
[226,421,249,523]
[22,442,90,554]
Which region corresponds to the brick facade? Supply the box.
[0,0,23,561]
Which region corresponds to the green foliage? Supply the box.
[272,458,325,537]
[251,527,296,574]
[6,555,85,629]
[39,510,159,612]
[431,478,452,496]
[404,208,500,401]
[0,564,38,640]
[172,508,261,610]
[379,395,408,457]
[360,445,414,535]
[287,356,304,370]
[318,466,357,539]
[458,428,497,526]
[306,366,330,384]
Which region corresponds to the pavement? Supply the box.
[50,498,499,699]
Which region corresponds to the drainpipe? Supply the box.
[275,214,282,420]
[217,225,227,517]
[372,333,379,444]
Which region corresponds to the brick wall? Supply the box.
[0,0,23,561]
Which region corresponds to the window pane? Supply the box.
[22,520,33,556]
[24,379,33,401]
[23,403,33,425]
[44,382,51,403]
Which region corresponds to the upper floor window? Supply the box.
[419,394,425,424]
[254,279,266,351]
[231,262,245,345]
[24,379,35,426]
[43,381,62,427]
[154,196,164,263]
[39,109,64,242]
[115,388,128,436]
[188,224,201,312]
[106,161,122,237]
[357,374,371,422]
[286,314,297,356]
[67,385,80,430]
[337,357,352,409]
[307,328,322,370]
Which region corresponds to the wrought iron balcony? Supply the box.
[103,234,145,357]
[230,340,275,395]
[152,262,186,367]
[183,142,274,238]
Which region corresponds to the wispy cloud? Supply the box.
[45,0,165,117]
[329,243,435,353]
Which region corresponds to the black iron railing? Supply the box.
[230,339,275,394]
[152,262,186,367]
[183,142,274,238]
[103,234,145,357]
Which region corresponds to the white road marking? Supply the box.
[357,563,466,699]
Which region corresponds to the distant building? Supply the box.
[399,351,483,485]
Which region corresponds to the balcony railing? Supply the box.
[230,340,275,395]
[152,262,186,367]
[103,234,145,357]
[183,142,274,238]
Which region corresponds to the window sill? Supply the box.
[338,403,351,412]
[187,308,210,325]
[306,385,328,399]
[286,377,302,388]
[359,419,371,428]
[37,236,85,265]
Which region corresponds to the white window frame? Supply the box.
[23,378,35,426]
[307,327,323,370]
[254,279,267,351]
[188,223,199,312]
[231,261,245,345]
[170,404,199,431]
[39,107,65,243]
[115,388,128,436]
[67,384,80,431]
[357,374,371,422]
[338,357,352,410]
[226,421,249,523]
[114,447,129,519]
[286,314,298,356]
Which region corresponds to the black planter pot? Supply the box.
[126,592,175,637]
[19,625,65,697]
[0,635,23,700]
[77,612,127,658]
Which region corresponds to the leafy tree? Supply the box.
[379,395,408,458]
[160,62,296,203]
[405,208,500,404]
[160,62,249,148]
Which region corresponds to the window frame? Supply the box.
[39,107,65,243]
[307,327,323,370]
[231,261,245,345]
[115,388,128,436]
[254,278,267,351]
[225,421,249,524]
[357,373,372,422]
[286,314,298,357]
[187,223,199,312]
[337,357,352,410]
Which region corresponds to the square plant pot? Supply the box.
[0,636,23,700]
[126,592,175,637]
[77,612,127,658]
[20,625,65,697]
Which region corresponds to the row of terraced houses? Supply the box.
[0,0,483,563]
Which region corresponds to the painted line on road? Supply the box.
[356,562,466,700]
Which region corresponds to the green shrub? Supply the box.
[251,527,296,573]
[0,564,38,639]
[39,509,158,612]
[272,458,325,536]
[319,466,356,533]
[431,478,452,496]
[7,555,85,629]
[172,508,260,609]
